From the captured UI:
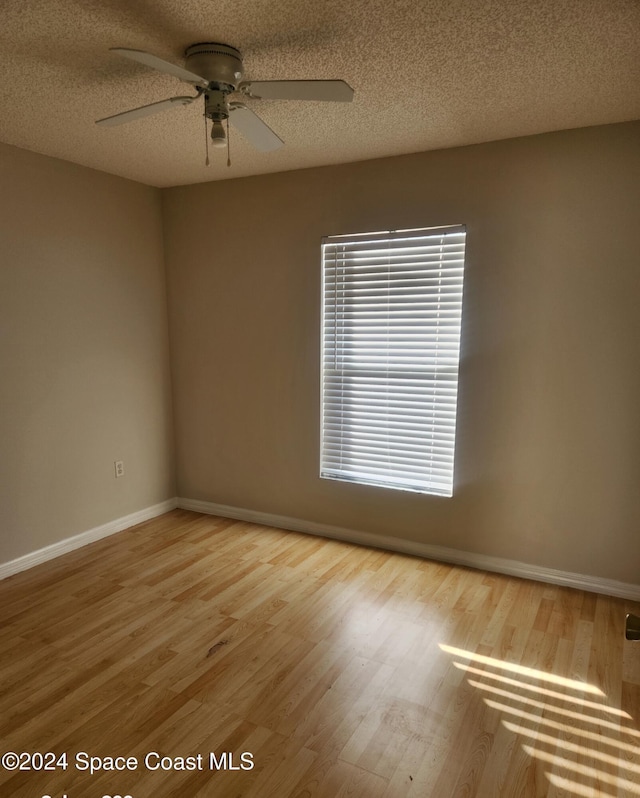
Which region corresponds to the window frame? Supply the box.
[320,224,466,497]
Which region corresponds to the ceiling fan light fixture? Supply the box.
[97,43,354,158]
[210,120,227,148]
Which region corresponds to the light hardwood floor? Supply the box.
[1,509,639,798]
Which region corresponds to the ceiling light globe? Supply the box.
[210,121,226,148]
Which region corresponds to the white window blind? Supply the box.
[321,225,466,497]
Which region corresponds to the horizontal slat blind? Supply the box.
[321,225,466,496]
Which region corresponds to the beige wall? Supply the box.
[163,121,640,584]
[0,143,175,564]
[2,122,638,583]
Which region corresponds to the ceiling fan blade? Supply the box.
[110,48,209,88]
[96,95,197,126]
[240,80,354,102]
[229,103,284,151]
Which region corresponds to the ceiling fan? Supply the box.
[96,42,354,153]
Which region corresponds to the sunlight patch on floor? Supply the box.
[471,680,639,737]
[524,746,640,795]
[440,643,604,694]
[501,719,640,758]
[546,773,620,798]
[440,642,640,797]
[453,661,631,718]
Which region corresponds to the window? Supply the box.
[320,225,466,497]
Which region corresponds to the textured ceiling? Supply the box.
[1,0,639,187]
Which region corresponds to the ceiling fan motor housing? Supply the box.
[185,43,244,90]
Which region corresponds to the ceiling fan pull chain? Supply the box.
[204,113,210,166]
[227,118,231,168]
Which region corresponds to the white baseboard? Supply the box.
[0,498,178,581]
[178,497,640,601]
[4,496,638,601]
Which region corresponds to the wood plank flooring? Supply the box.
[0,509,639,797]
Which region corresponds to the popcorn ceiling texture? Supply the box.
[1,0,638,187]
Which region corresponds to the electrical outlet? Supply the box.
[114,460,124,478]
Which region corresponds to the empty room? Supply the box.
[1,0,639,796]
